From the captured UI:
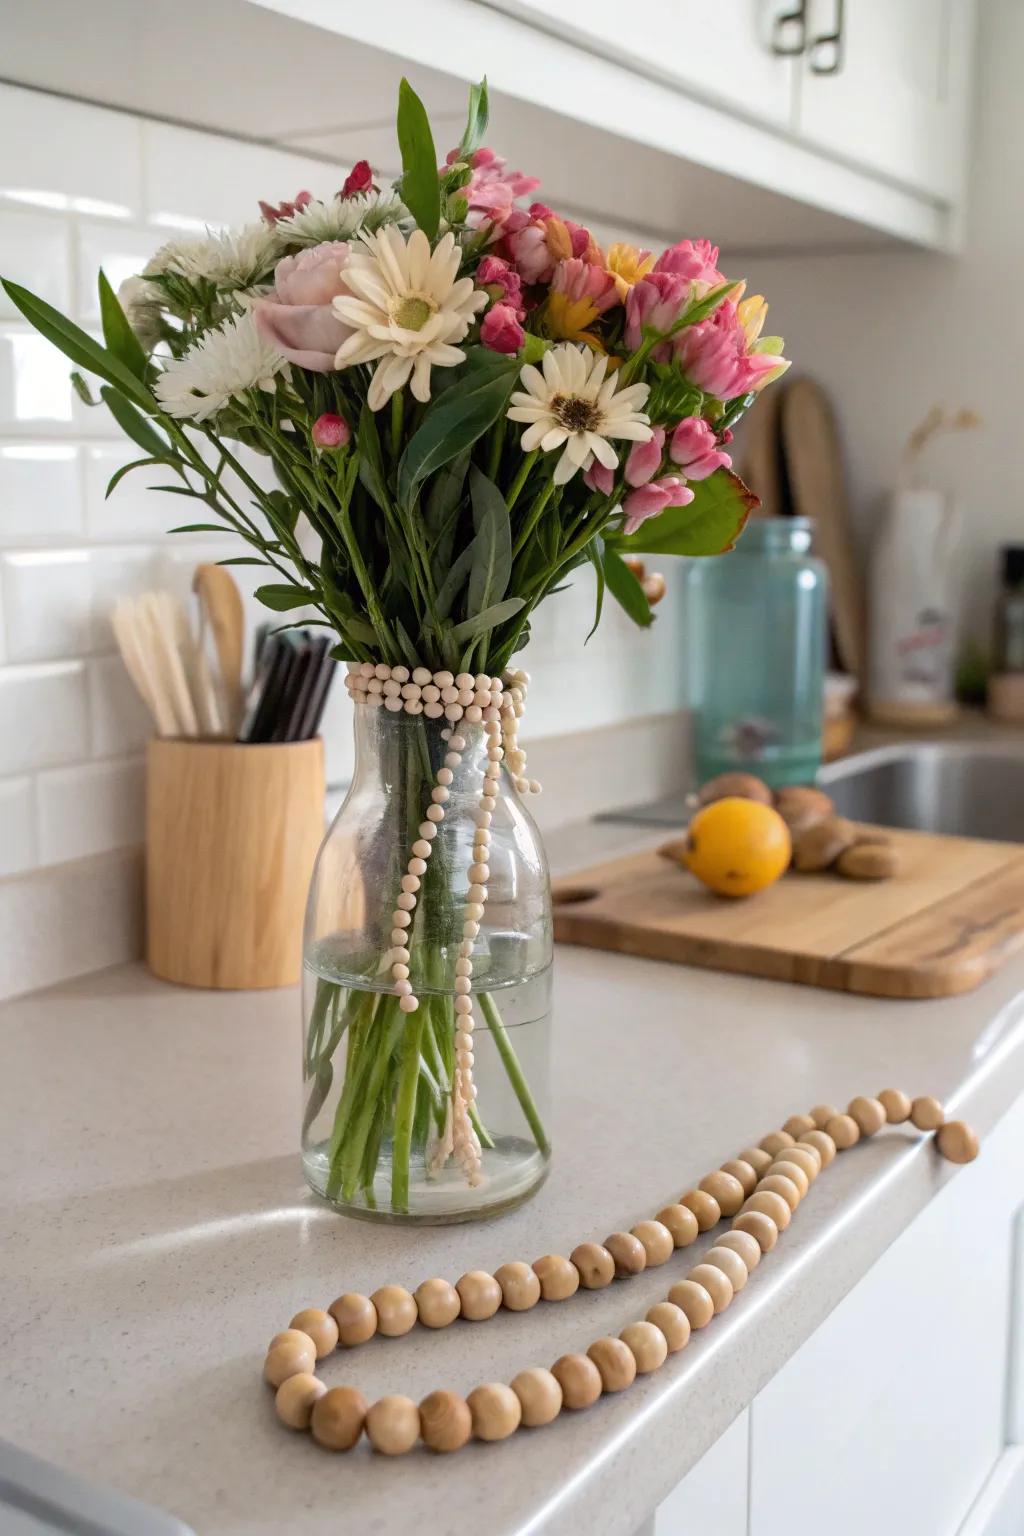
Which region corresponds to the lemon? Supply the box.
[685,796,791,898]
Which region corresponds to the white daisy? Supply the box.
[275,189,406,247]
[144,223,282,288]
[332,225,487,410]
[507,344,653,485]
[153,312,287,422]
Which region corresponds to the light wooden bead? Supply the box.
[699,1170,746,1216]
[275,1372,326,1429]
[667,1279,715,1330]
[936,1119,979,1163]
[878,1087,912,1123]
[742,1189,792,1230]
[760,1130,796,1157]
[289,1308,339,1360]
[264,1339,316,1387]
[311,1386,367,1451]
[770,1159,810,1198]
[716,1229,762,1271]
[704,1245,749,1292]
[686,1263,734,1314]
[631,1219,674,1266]
[468,1382,522,1442]
[419,1390,472,1453]
[511,1367,563,1427]
[571,1242,616,1289]
[358,1395,417,1457]
[798,1129,836,1166]
[456,1270,502,1321]
[605,1231,647,1276]
[776,1146,818,1185]
[848,1095,886,1136]
[646,1301,691,1353]
[810,1103,840,1129]
[911,1095,945,1131]
[783,1113,817,1139]
[587,1336,637,1393]
[494,1261,541,1311]
[720,1159,758,1197]
[679,1189,721,1231]
[329,1292,378,1347]
[656,1203,700,1248]
[370,1285,417,1338]
[621,1320,669,1374]
[268,1327,316,1353]
[415,1277,461,1328]
[532,1253,580,1301]
[551,1353,602,1410]
[826,1113,861,1150]
[732,1209,779,1252]
[737,1146,773,1177]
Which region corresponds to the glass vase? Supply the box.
[301,700,553,1223]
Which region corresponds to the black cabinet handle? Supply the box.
[771,1,807,56]
[809,0,845,73]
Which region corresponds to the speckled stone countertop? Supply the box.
[2,819,1024,1536]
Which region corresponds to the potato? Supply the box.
[695,772,772,807]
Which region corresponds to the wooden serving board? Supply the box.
[553,827,1024,999]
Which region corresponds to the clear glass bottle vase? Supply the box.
[301,701,553,1223]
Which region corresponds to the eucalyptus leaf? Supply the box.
[450,596,524,644]
[396,79,440,241]
[97,270,149,380]
[602,544,653,628]
[607,468,757,557]
[467,467,511,616]
[254,583,319,612]
[0,278,156,410]
[397,362,516,507]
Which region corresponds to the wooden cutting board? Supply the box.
[553,827,1024,999]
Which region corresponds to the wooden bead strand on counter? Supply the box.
[263,1089,980,1456]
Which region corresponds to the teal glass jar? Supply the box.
[686,518,828,788]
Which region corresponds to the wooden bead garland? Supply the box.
[265,1087,978,1455]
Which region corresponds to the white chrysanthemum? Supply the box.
[144,223,282,288]
[275,189,406,247]
[507,344,653,484]
[332,226,487,410]
[153,312,287,422]
[117,275,164,348]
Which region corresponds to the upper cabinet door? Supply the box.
[796,0,977,200]
[486,1,797,129]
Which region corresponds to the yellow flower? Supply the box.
[605,242,655,301]
[738,294,768,345]
[545,291,606,352]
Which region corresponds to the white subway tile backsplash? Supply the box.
[74,223,160,323]
[87,545,163,652]
[0,443,82,545]
[0,85,143,221]
[1,548,92,662]
[0,661,89,774]
[88,654,152,758]
[83,444,177,542]
[36,756,144,865]
[0,209,73,320]
[142,120,336,232]
[0,328,74,425]
[0,776,36,876]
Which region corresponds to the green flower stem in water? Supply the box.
[478,990,550,1156]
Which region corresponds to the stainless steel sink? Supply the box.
[820,742,1024,842]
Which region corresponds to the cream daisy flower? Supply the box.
[332,226,487,410]
[153,312,287,422]
[275,189,406,247]
[507,344,652,485]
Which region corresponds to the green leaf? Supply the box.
[265,487,299,535]
[435,539,476,620]
[356,403,392,510]
[97,269,149,380]
[254,583,319,612]
[676,280,743,330]
[585,537,605,643]
[396,78,440,241]
[0,277,155,410]
[459,77,489,158]
[451,596,524,644]
[608,468,758,557]
[424,450,469,535]
[71,371,98,407]
[397,360,516,506]
[602,545,653,628]
[167,523,231,534]
[104,454,166,499]
[218,556,270,566]
[100,385,171,460]
[467,467,511,616]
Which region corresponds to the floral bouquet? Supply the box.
[2,79,787,1219]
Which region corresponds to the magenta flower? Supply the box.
[654,238,725,286]
[671,301,782,400]
[668,417,732,479]
[624,426,665,487]
[624,272,691,352]
[622,476,694,536]
[339,161,374,199]
[476,255,524,316]
[253,241,353,372]
[258,189,312,225]
[446,146,540,227]
[480,303,525,354]
[312,413,351,450]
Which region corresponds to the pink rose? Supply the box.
[312,413,351,450]
[654,238,725,286]
[622,476,693,536]
[624,272,691,353]
[480,303,525,354]
[340,161,373,198]
[624,426,665,487]
[253,241,352,372]
[668,417,731,479]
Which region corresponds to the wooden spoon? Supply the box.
[193,564,245,732]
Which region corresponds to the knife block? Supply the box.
[146,738,325,989]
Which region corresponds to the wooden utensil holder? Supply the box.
[146,738,325,989]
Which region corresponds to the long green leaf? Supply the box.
[607,468,758,557]
[0,278,156,410]
[450,596,524,644]
[585,536,606,643]
[459,77,490,158]
[398,362,516,507]
[254,583,319,612]
[100,386,171,460]
[97,270,149,380]
[356,403,391,511]
[602,545,653,628]
[396,78,440,241]
[435,538,476,620]
[104,454,167,499]
[467,467,511,616]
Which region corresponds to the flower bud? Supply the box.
[312,412,351,450]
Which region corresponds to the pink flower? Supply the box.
[583,460,615,495]
[446,146,540,227]
[622,475,694,535]
[624,272,691,352]
[258,189,312,225]
[654,238,725,286]
[476,255,524,316]
[480,303,525,354]
[253,241,352,372]
[624,426,665,487]
[340,161,374,199]
[503,209,599,285]
[668,417,732,479]
[671,301,782,400]
[312,413,351,450]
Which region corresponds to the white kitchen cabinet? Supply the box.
[796,0,977,200]
[651,1409,750,1536]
